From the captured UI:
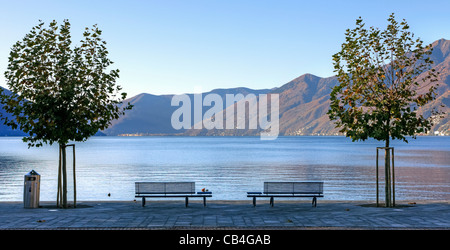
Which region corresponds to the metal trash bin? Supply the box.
[23,170,40,208]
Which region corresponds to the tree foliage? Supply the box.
[0,20,132,147]
[328,13,442,147]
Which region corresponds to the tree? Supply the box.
[327,13,443,207]
[0,20,132,208]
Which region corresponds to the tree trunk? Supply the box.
[384,112,392,207]
[384,137,392,207]
[384,147,391,207]
[59,144,68,208]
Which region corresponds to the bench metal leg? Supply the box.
[203,197,206,207]
[185,197,189,207]
[270,197,274,207]
[312,197,317,207]
[252,197,256,207]
[142,197,146,207]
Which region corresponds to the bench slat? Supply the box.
[249,181,324,207]
[135,182,211,207]
[135,182,195,194]
[264,181,323,194]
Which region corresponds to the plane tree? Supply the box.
[328,14,444,207]
[0,20,132,208]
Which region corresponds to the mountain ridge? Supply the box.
[1,39,449,136]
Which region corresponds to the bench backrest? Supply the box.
[264,182,323,194]
[135,182,195,194]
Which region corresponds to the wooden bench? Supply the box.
[135,182,212,207]
[247,182,323,207]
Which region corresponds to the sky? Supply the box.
[1,0,449,97]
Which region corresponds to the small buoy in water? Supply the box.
[108,193,111,197]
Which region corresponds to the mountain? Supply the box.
[0,86,107,137]
[102,93,177,135]
[1,39,450,137]
[0,87,28,136]
[101,87,271,136]
[184,39,450,136]
[272,74,340,135]
[183,74,340,136]
[415,39,450,135]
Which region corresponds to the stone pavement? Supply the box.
[0,199,449,230]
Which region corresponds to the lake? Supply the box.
[0,136,449,202]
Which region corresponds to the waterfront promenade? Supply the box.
[0,199,449,230]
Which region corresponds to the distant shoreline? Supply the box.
[1,134,449,137]
[115,134,450,137]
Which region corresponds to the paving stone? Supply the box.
[0,200,448,229]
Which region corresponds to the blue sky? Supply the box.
[1,0,449,97]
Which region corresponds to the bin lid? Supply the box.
[26,170,40,176]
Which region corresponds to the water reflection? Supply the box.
[0,136,449,201]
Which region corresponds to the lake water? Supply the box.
[0,136,449,202]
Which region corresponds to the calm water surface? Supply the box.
[0,136,449,202]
